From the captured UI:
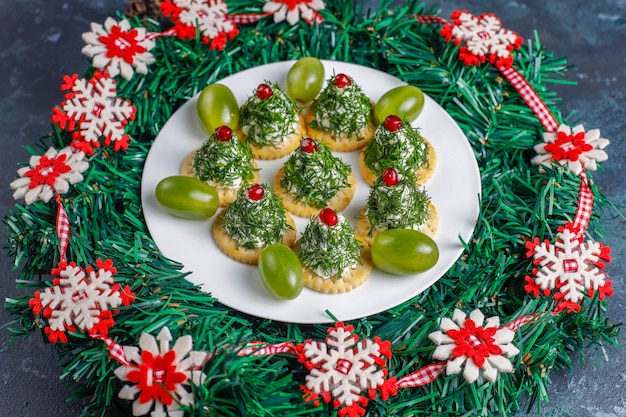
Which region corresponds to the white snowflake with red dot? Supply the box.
[531,123,609,175]
[51,72,136,155]
[10,146,88,205]
[428,308,520,383]
[298,322,396,416]
[28,259,134,343]
[114,327,208,417]
[161,0,239,50]
[441,10,523,68]
[82,17,156,81]
[525,227,613,312]
[263,0,325,25]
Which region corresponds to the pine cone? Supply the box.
[125,0,162,20]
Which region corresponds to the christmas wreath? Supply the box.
[5,1,619,416]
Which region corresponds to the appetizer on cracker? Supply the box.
[295,208,372,294]
[213,183,296,265]
[181,125,259,206]
[274,137,355,217]
[238,82,307,159]
[305,73,375,151]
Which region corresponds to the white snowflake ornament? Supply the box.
[441,10,523,68]
[161,0,239,50]
[10,146,88,205]
[531,124,609,175]
[82,17,156,81]
[263,0,325,25]
[29,259,134,343]
[114,327,208,417]
[525,227,613,312]
[51,72,136,155]
[428,308,520,383]
[297,322,395,416]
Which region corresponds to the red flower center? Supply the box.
[447,318,502,368]
[25,154,72,189]
[127,350,187,406]
[544,130,592,162]
[99,26,146,64]
[276,0,308,11]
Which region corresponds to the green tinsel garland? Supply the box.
[4,0,620,416]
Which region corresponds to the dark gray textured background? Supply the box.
[0,1,623,416]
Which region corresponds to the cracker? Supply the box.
[273,167,356,218]
[304,109,375,152]
[238,113,307,160]
[180,150,260,207]
[356,203,439,246]
[358,137,437,186]
[212,211,297,265]
[293,239,373,294]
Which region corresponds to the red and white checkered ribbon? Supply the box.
[498,65,559,132]
[238,341,298,356]
[395,362,446,388]
[55,194,70,264]
[571,170,594,238]
[228,12,272,25]
[92,334,133,367]
[413,14,448,25]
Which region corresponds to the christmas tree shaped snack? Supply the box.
[295,208,372,294]
[359,115,436,186]
[213,183,296,265]
[237,81,307,159]
[304,73,375,151]
[356,167,439,246]
[181,125,259,206]
[273,137,356,217]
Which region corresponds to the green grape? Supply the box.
[197,83,239,135]
[371,229,439,275]
[286,57,325,106]
[258,244,304,300]
[155,176,219,220]
[374,85,425,124]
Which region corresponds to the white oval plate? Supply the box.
[141,60,481,324]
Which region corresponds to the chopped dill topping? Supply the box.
[362,120,429,177]
[239,81,300,148]
[193,130,256,187]
[280,140,351,207]
[364,173,431,235]
[309,74,372,139]
[223,184,292,250]
[298,214,362,279]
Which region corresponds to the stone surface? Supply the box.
[0,1,623,416]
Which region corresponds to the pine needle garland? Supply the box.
[3,1,620,416]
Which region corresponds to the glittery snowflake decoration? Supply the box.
[440,10,523,68]
[81,17,156,81]
[51,72,136,155]
[263,0,325,25]
[161,0,239,50]
[428,309,520,383]
[10,146,88,205]
[114,327,208,417]
[28,259,134,343]
[531,124,610,175]
[297,322,396,417]
[525,227,613,312]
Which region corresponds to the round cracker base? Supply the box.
[212,211,297,265]
[181,150,260,207]
[356,203,439,246]
[304,109,375,152]
[273,167,356,218]
[293,239,373,294]
[358,137,437,186]
[238,113,307,160]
